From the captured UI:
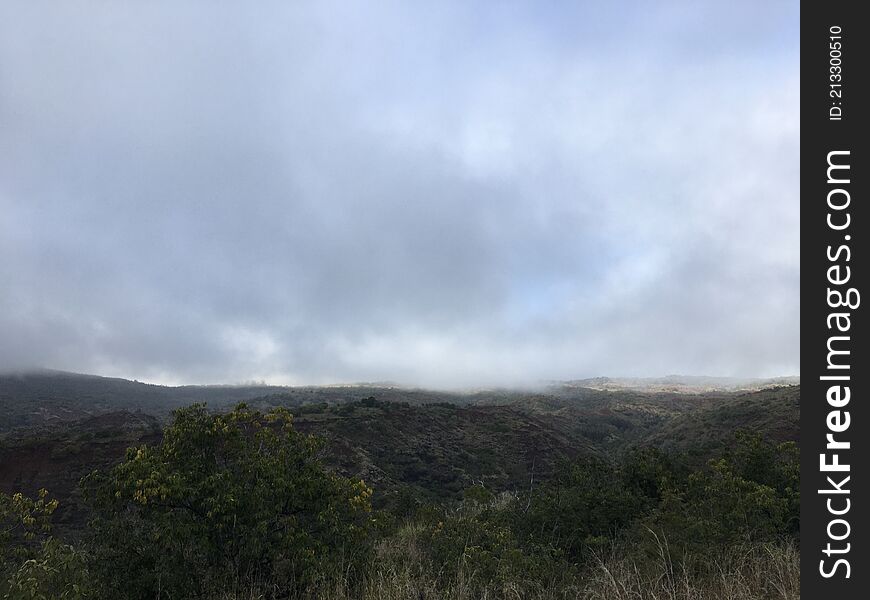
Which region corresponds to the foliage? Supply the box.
[634,433,799,569]
[81,403,374,599]
[1,489,57,564]
[1,489,90,599]
[3,538,91,600]
[398,432,799,592]
[516,455,653,560]
[427,508,532,583]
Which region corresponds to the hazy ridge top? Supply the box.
[556,375,800,394]
[1,368,798,394]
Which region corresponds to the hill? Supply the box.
[0,369,483,431]
[0,371,799,536]
[639,385,800,460]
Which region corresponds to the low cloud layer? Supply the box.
[0,1,799,387]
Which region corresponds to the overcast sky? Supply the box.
[0,1,799,387]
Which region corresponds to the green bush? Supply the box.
[4,538,91,600]
[633,433,798,571]
[516,457,649,562]
[82,403,375,599]
[1,489,90,599]
[427,509,529,583]
[405,433,799,589]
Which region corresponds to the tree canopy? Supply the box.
[82,404,374,599]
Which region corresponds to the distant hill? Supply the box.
[639,385,800,461]
[0,369,478,431]
[0,369,799,534]
[0,369,279,430]
[1,370,800,426]
[558,375,799,393]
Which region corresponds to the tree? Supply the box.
[637,433,797,569]
[1,489,90,599]
[83,403,374,599]
[517,457,647,561]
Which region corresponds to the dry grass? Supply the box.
[223,526,799,600]
[580,539,799,600]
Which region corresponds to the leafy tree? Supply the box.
[427,508,534,585]
[636,433,797,569]
[463,483,494,505]
[82,403,374,599]
[516,457,647,561]
[657,459,788,544]
[1,489,90,599]
[1,489,57,565]
[728,432,800,536]
[620,447,685,504]
[4,538,90,600]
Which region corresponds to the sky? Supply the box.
[0,1,800,388]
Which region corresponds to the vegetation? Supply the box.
[1,488,91,599]
[1,397,799,599]
[81,405,374,599]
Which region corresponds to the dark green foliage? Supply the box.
[517,457,648,560]
[635,433,799,568]
[401,432,799,591]
[622,447,683,494]
[462,483,494,505]
[81,404,374,599]
[728,432,800,536]
[427,508,533,583]
[287,399,590,506]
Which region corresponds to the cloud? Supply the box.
[0,1,799,387]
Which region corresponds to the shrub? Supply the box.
[634,433,798,570]
[1,489,90,599]
[82,403,374,599]
[516,457,648,562]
